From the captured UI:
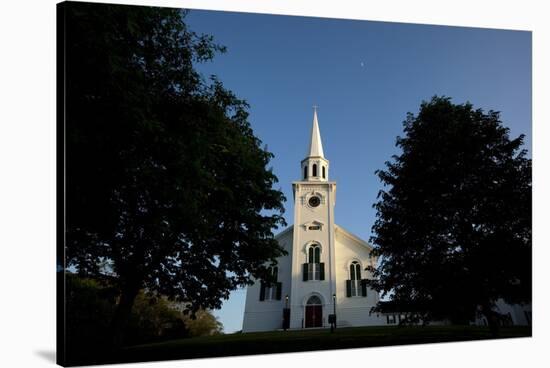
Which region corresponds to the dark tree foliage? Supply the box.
[63,2,286,345]
[65,275,118,356]
[367,96,531,330]
[64,273,222,364]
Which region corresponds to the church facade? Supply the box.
[242,110,386,332]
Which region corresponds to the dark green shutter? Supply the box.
[276,282,282,300]
[319,263,325,280]
[259,281,266,301]
[303,263,309,281]
[361,279,367,297]
[346,280,352,297]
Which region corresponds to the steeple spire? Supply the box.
[308,106,325,158]
[301,106,329,182]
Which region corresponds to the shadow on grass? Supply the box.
[64,325,532,366]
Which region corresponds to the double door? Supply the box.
[305,305,322,328]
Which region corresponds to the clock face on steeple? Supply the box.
[308,196,321,207]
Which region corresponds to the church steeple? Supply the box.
[308,107,325,158]
[301,107,329,182]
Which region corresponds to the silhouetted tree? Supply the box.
[367,96,531,334]
[65,273,222,354]
[181,309,224,337]
[127,293,223,343]
[62,2,286,346]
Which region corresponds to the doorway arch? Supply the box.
[305,295,323,328]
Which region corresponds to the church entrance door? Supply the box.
[305,295,323,328]
[305,306,322,327]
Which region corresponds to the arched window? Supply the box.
[308,245,320,264]
[312,164,317,177]
[307,295,322,305]
[304,244,323,281]
[322,166,326,179]
[303,165,308,179]
[349,261,362,297]
[350,262,361,280]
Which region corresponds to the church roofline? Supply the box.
[335,224,374,252]
[275,224,373,253]
[273,223,377,270]
[274,225,294,239]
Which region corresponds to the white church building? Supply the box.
[242,110,386,332]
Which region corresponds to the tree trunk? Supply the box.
[481,304,500,338]
[110,283,140,348]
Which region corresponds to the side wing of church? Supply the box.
[242,110,386,332]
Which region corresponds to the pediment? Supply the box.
[301,220,324,231]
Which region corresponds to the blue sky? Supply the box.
[185,9,532,333]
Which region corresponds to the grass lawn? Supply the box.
[93,325,531,365]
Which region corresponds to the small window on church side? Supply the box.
[304,165,308,179]
[312,164,317,177]
[346,261,367,297]
[263,266,279,301]
[322,166,326,179]
[349,261,362,296]
[308,225,320,230]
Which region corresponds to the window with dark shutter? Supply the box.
[259,281,266,301]
[276,282,282,300]
[346,280,352,297]
[349,261,362,296]
[361,279,367,297]
[262,266,280,301]
[305,244,322,281]
[314,247,320,263]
